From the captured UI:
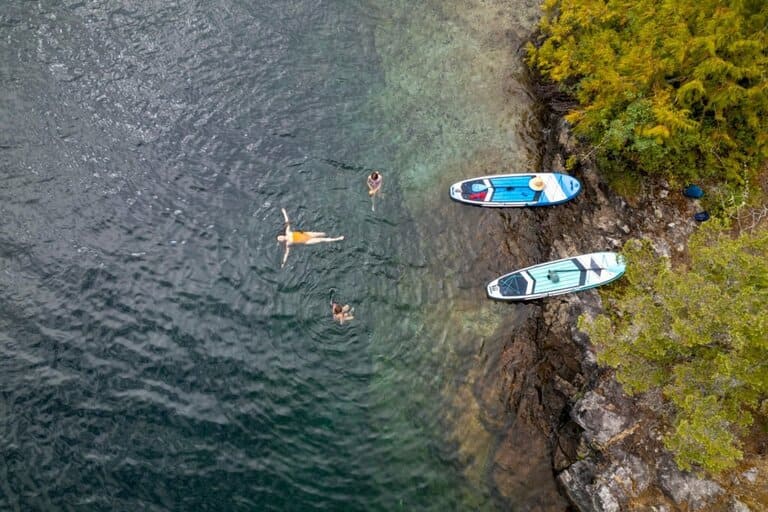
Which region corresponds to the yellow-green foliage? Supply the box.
[579,226,768,474]
[529,0,768,185]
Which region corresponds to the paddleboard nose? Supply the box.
[567,175,581,194]
[610,253,627,275]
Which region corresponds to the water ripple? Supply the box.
[0,0,544,510]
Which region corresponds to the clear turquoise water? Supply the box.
[0,1,546,510]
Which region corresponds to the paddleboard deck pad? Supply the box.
[487,252,626,300]
[449,172,581,207]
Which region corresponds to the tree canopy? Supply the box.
[579,224,768,473]
[528,0,768,185]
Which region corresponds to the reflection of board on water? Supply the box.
[486,252,626,300]
[449,172,581,207]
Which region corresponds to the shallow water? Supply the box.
[0,1,546,510]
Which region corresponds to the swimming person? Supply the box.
[277,208,344,267]
[367,171,382,211]
[367,171,382,196]
[331,301,354,324]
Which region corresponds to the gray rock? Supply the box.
[594,210,616,231]
[594,484,621,512]
[567,453,653,512]
[730,498,751,512]
[651,239,671,258]
[604,453,651,497]
[558,119,577,152]
[558,460,598,512]
[572,391,632,446]
[740,467,758,484]
[554,374,578,398]
[658,460,724,510]
[559,456,649,512]
[552,153,565,171]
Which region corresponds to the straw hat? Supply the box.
[529,176,546,191]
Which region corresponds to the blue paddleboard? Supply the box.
[449,172,581,207]
[486,252,626,300]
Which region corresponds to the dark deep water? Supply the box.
[0,1,546,510]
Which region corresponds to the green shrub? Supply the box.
[528,0,768,189]
[579,225,768,473]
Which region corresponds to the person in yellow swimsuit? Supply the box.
[277,208,344,267]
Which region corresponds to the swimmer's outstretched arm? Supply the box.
[281,208,290,225]
[281,245,290,268]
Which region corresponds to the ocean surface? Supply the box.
[0,1,546,510]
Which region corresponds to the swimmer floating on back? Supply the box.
[277,208,344,268]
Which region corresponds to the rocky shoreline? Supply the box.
[485,105,767,510]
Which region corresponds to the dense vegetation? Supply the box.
[528,0,768,474]
[580,226,768,473]
[527,0,768,188]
